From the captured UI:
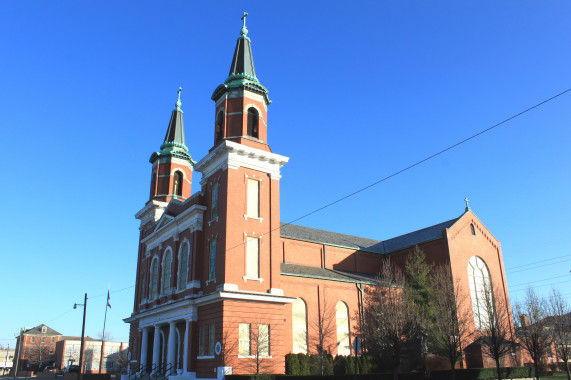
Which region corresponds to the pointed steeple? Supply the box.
[150,88,194,164]
[212,13,270,105]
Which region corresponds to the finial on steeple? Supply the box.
[240,12,249,37]
[176,87,182,110]
[464,197,470,212]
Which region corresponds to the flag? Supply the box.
[107,290,111,309]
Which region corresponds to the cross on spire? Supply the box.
[176,87,182,110]
[240,12,249,36]
[465,197,470,211]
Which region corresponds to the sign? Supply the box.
[215,342,222,356]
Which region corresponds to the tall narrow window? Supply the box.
[140,274,146,300]
[239,323,251,356]
[247,179,260,218]
[258,324,270,357]
[208,323,216,356]
[336,301,351,356]
[177,242,190,291]
[161,250,172,295]
[468,256,493,329]
[470,223,476,236]
[199,325,207,356]
[211,183,219,220]
[173,171,183,197]
[215,111,224,142]
[209,239,216,281]
[247,108,259,138]
[150,258,159,300]
[246,237,259,278]
[292,298,308,354]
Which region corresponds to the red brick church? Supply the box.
[125,15,514,379]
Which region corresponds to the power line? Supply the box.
[506,253,571,272]
[224,88,571,255]
[507,259,571,274]
[510,274,571,288]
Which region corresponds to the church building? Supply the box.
[125,15,514,379]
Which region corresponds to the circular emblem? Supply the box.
[215,341,222,355]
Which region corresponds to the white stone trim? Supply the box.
[242,276,263,283]
[142,204,207,251]
[135,200,168,227]
[195,140,288,183]
[215,90,268,111]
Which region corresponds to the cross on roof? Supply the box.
[465,197,470,211]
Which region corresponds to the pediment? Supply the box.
[154,214,175,232]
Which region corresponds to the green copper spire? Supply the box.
[150,88,194,165]
[211,13,271,105]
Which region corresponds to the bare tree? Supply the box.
[308,289,337,375]
[548,288,571,380]
[238,322,271,374]
[513,287,550,380]
[430,266,474,380]
[477,280,515,380]
[366,260,415,380]
[27,338,52,367]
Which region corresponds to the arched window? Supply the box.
[162,249,173,295]
[173,171,183,197]
[468,256,493,329]
[336,301,351,356]
[470,223,476,236]
[292,298,308,354]
[177,241,190,291]
[247,108,259,139]
[150,257,159,300]
[215,111,224,142]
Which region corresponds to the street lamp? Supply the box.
[74,293,87,380]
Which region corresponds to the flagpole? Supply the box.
[99,283,110,374]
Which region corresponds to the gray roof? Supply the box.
[281,263,376,284]
[163,108,185,147]
[280,217,459,255]
[24,324,62,336]
[229,35,256,79]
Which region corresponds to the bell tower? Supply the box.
[196,14,289,295]
[149,88,195,203]
[211,12,272,152]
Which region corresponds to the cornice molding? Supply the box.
[195,140,289,183]
[135,200,168,227]
[142,204,207,251]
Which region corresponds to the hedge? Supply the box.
[431,366,535,380]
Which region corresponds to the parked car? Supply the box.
[68,365,80,373]
[43,366,57,373]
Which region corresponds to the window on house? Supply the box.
[209,240,216,281]
[246,237,259,278]
[199,325,207,356]
[247,108,259,138]
[211,183,219,220]
[41,337,45,343]
[239,323,250,356]
[49,348,54,354]
[247,179,260,218]
[178,242,190,291]
[161,250,173,295]
[292,298,308,354]
[31,337,35,343]
[258,324,270,357]
[215,111,224,142]
[51,337,55,343]
[336,301,351,356]
[41,326,47,333]
[208,324,216,356]
[29,348,33,354]
[150,257,159,300]
[468,256,493,329]
[173,171,183,197]
[471,223,476,236]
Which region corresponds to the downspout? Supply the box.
[357,283,366,352]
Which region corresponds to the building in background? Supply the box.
[55,338,128,374]
[1,346,15,375]
[124,16,515,379]
[12,324,62,373]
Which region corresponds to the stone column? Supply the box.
[183,320,189,373]
[167,322,176,370]
[140,327,149,372]
[151,325,161,372]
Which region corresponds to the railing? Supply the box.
[130,362,176,379]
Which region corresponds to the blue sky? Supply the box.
[1,2,570,349]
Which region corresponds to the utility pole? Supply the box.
[13,328,23,378]
[74,293,87,380]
